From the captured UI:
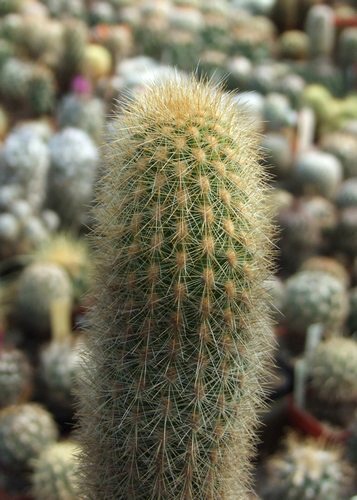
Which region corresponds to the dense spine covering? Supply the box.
[77,77,275,499]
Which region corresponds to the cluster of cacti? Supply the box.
[0,403,58,471]
[0,348,32,408]
[307,337,357,426]
[0,0,356,498]
[76,76,276,499]
[264,433,352,500]
[31,441,80,500]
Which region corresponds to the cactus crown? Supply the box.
[77,76,275,499]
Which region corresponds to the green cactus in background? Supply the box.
[56,19,87,91]
[15,262,73,338]
[38,338,83,417]
[0,0,23,16]
[305,5,335,60]
[77,76,275,499]
[0,348,32,408]
[0,403,58,471]
[264,433,352,500]
[27,66,56,117]
[347,412,357,464]
[300,256,349,288]
[279,30,309,60]
[308,337,357,427]
[347,287,357,335]
[336,179,357,209]
[283,270,349,336]
[335,207,357,257]
[31,441,80,500]
[0,57,32,102]
[320,131,357,179]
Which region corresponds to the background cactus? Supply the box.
[77,77,275,499]
[0,348,32,408]
[320,131,357,179]
[283,270,349,335]
[46,127,99,228]
[0,403,58,471]
[347,287,357,335]
[335,207,357,257]
[305,5,335,60]
[293,150,342,199]
[31,441,80,500]
[264,433,352,500]
[15,262,73,338]
[336,179,357,209]
[307,337,357,426]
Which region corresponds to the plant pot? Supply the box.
[287,395,351,444]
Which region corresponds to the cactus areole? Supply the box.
[77,77,275,499]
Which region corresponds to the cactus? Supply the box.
[307,337,357,427]
[339,27,357,90]
[15,262,73,338]
[264,433,352,500]
[263,276,285,323]
[57,93,105,143]
[305,5,335,59]
[42,0,85,18]
[32,233,91,306]
[76,77,275,499]
[1,128,49,210]
[276,74,305,108]
[293,150,342,199]
[57,19,87,91]
[261,132,292,180]
[0,57,32,102]
[348,287,357,335]
[300,257,349,288]
[31,441,80,500]
[279,30,309,60]
[347,412,357,463]
[38,338,83,417]
[0,403,58,471]
[82,44,112,81]
[336,179,357,209]
[335,207,357,256]
[0,0,23,15]
[0,348,32,408]
[263,93,295,131]
[320,132,357,179]
[302,196,337,242]
[27,66,56,117]
[283,270,349,335]
[47,127,99,228]
[278,201,321,272]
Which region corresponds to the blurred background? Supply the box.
[0,0,356,498]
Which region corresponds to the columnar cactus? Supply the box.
[57,19,87,90]
[305,5,335,60]
[77,77,275,499]
[31,441,80,500]
[308,337,357,426]
[0,403,58,471]
[264,433,352,500]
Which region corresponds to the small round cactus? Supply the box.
[47,127,99,228]
[27,66,56,116]
[308,337,357,426]
[279,30,309,60]
[348,287,357,335]
[0,348,32,408]
[0,403,58,471]
[264,433,352,500]
[0,57,32,102]
[300,257,349,288]
[1,128,49,210]
[320,132,357,179]
[32,233,91,305]
[263,92,295,131]
[83,44,112,81]
[15,262,73,338]
[56,19,87,90]
[283,270,349,335]
[335,207,357,256]
[305,5,335,59]
[293,150,342,199]
[261,132,292,180]
[31,441,80,500]
[38,338,83,416]
[57,93,105,142]
[336,179,357,209]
